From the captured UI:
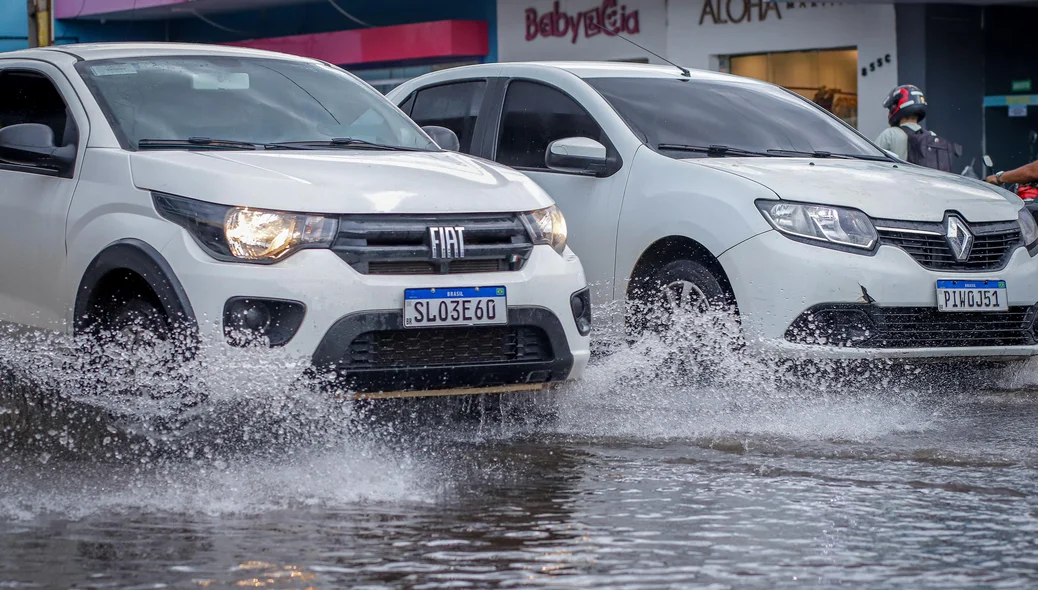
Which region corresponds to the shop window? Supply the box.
[728,48,858,129]
[410,81,486,154]
[496,81,605,170]
[0,70,76,149]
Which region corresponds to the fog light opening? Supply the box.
[570,288,592,336]
[223,297,306,348]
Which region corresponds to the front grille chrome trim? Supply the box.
[331,213,534,275]
[874,217,1022,272]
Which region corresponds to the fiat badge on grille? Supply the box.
[429,226,466,259]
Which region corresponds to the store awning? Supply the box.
[225,20,489,66]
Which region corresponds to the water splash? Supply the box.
[0,444,434,521]
[556,303,941,442]
[0,323,443,520]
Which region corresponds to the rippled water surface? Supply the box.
[3,323,1038,589]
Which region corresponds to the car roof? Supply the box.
[421,61,750,83]
[1,42,313,63]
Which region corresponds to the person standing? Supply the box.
[876,85,928,161]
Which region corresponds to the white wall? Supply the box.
[668,1,899,140]
[497,0,668,63]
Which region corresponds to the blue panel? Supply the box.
[406,286,506,300]
[983,95,1038,107]
[936,280,1006,290]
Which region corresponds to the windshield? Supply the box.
[585,77,887,159]
[75,56,437,151]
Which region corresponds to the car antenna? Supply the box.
[594,24,691,78]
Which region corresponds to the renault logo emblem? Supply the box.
[945,216,973,261]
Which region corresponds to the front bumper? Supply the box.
[720,230,1038,360]
[310,307,573,392]
[160,231,590,390]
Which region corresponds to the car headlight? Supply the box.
[1018,207,1038,250]
[520,205,568,255]
[153,193,338,263]
[224,208,338,260]
[756,200,877,251]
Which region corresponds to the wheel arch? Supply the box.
[74,239,196,335]
[626,235,738,312]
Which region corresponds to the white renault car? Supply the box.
[390,62,1038,359]
[0,44,590,398]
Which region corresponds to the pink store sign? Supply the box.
[525,0,640,43]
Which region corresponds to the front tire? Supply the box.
[85,294,203,419]
[629,258,734,336]
[627,258,742,383]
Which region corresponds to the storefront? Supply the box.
[49,0,496,94]
[497,0,897,140]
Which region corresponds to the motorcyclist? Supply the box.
[876,84,928,160]
[986,161,1038,186]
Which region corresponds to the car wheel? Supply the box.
[629,258,733,336]
[90,295,204,417]
[107,296,169,350]
[627,259,743,385]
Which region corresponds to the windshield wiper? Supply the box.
[269,138,420,151]
[137,137,310,151]
[657,144,771,158]
[766,149,849,159]
[767,149,893,162]
[138,137,261,151]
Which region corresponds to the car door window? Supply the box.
[496,81,604,170]
[409,81,486,153]
[0,70,78,171]
[398,93,416,117]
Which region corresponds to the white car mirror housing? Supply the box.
[422,125,460,151]
[545,137,611,176]
[0,122,76,176]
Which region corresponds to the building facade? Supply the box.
[0,0,1034,168]
[498,0,897,143]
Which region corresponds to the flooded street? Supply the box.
[3,332,1038,589]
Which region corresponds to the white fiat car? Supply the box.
[0,44,590,398]
[390,62,1038,359]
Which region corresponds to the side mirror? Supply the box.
[0,123,75,174]
[422,125,460,152]
[545,137,610,176]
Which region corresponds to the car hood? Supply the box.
[129,149,553,214]
[688,158,1022,223]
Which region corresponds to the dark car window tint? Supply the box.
[497,81,605,169]
[586,77,884,158]
[410,81,486,153]
[0,70,76,148]
[398,93,415,116]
